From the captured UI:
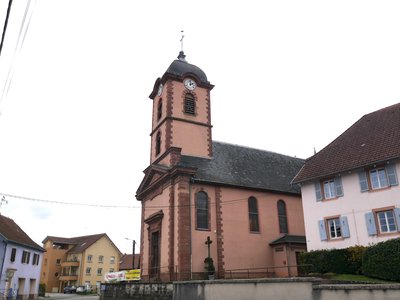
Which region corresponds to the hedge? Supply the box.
[299,245,365,275]
[362,238,400,281]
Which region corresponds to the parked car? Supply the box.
[76,285,92,293]
[63,286,76,294]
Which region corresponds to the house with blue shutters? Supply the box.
[0,214,45,299]
[292,103,400,251]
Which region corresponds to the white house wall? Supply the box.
[302,162,400,251]
[1,243,43,297]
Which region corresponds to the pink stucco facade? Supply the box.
[137,53,306,281]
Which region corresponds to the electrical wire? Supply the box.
[0,192,140,209]
[0,0,36,108]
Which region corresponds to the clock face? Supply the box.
[184,78,196,90]
[157,84,163,96]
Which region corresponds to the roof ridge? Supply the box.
[212,140,304,160]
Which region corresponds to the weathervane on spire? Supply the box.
[180,30,185,52]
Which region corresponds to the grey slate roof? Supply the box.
[164,51,210,85]
[179,141,304,195]
[269,234,306,245]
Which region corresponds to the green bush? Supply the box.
[362,238,400,281]
[38,284,46,297]
[299,246,365,275]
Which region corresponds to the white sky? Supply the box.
[0,0,399,254]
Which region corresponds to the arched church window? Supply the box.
[248,196,259,232]
[184,93,195,115]
[196,191,209,230]
[155,132,161,156]
[157,99,162,120]
[277,200,288,234]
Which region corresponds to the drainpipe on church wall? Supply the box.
[189,177,193,280]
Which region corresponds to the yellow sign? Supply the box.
[125,269,141,281]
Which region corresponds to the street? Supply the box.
[40,294,99,300]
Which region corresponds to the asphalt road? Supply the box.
[40,293,100,300]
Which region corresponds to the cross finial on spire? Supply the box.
[177,30,187,62]
[180,30,185,52]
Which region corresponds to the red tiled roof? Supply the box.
[42,233,121,254]
[0,214,44,251]
[293,103,400,183]
[119,254,140,270]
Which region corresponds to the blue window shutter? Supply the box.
[318,220,327,241]
[394,208,400,232]
[358,171,369,192]
[335,177,344,197]
[340,216,350,238]
[365,212,377,236]
[315,182,322,201]
[386,164,398,186]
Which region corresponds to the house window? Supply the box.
[277,200,288,234]
[21,251,30,264]
[196,191,209,230]
[365,208,400,236]
[87,255,92,262]
[327,218,342,239]
[315,177,343,201]
[110,256,115,264]
[377,210,397,233]
[248,196,260,232]
[98,255,104,263]
[370,168,389,189]
[157,99,162,120]
[97,268,102,275]
[184,93,195,115]
[109,268,114,273]
[359,164,398,192]
[323,179,336,199]
[33,254,40,265]
[155,132,161,156]
[10,248,16,262]
[318,216,350,241]
[56,259,61,265]
[86,267,91,275]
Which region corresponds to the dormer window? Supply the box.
[184,93,195,115]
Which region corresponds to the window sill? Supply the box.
[196,228,211,231]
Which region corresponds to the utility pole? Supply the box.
[132,240,136,269]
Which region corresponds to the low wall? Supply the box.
[174,278,317,300]
[314,284,400,300]
[101,278,400,300]
[101,282,173,300]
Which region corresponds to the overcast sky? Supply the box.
[0,0,399,254]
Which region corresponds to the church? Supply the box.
[136,51,306,281]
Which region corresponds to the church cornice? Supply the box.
[136,164,197,201]
[150,116,212,137]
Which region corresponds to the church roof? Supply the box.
[0,214,44,251]
[179,141,304,195]
[292,103,400,184]
[269,234,306,246]
[164,51,210,85]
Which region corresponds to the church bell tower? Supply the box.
[148,51,214,166]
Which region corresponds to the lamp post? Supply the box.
[125,238,136,269]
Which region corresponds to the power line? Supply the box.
[0,192,140,209]
[0,0,13,56]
